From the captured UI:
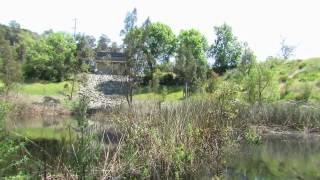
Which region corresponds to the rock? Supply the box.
[78,74,126,110]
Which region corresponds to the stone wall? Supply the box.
[78,74,127,110]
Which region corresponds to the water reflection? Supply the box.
[225,135,320,179]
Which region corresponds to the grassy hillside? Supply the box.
[271,58,320,101]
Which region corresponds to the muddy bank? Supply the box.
[2,93,71,129]
[251,125,320,138]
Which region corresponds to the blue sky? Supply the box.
[0,0,319,60]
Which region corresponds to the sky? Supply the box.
[0,0,319,60]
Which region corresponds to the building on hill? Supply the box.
[94,51,126,75]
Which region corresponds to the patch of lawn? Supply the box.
[17,81,78,96]
[134,86,184,101]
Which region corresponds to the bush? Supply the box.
[159,72,176,86]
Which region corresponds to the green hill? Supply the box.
[270,58,320,101]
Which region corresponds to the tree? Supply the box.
[123,27,146,105]
[175,44,197,95]
[143,22,177,79]
[175,29,209,94]
[96,34,110,51]
[120,8,138,36]
[240,42,256,75]
[209,23,242,73]
[76,34,96,61]
[23,32,76,81]
[280,37,296,60]
[243,63,276,104]
[0,37,22,93]
[68,34,95,99]
[7,20,21,45]
[142,17,151,28]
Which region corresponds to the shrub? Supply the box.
[279,75,288,83]
[159,72,176,86]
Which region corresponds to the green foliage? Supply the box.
[71,97,100,179]
[242,63,279,104]
[76,34,96,61]
[23,32,76,81]
[206,71,220,93]
[0,101,29,178]
[120,8,138,36]
[175,29,209,93]
[244,128,262,144]
[144,22,177,63]
[96,34,110,51]
[134,86,183,101]
[210,23,242,73]
[151,68,161,93]
[240,42,256,75]
[0,37,22,92]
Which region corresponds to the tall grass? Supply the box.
[239,102,320,130]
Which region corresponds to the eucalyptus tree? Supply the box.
[142,22,177,79]
[120,8,138,36]
[209,23,242,73]
[175,29,209,94]
[96,34,110,51]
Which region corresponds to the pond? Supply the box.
[9,114,77,141]
[224,134,320,179]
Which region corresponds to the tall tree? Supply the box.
[175,29,209,93]
[175,44,197,95]
[209,23,242,73]
[76,34,96,61]
[0,37,22,93]
[96,34,110,51]
[143,22,177,77]
[120,8,138,36]
[142,17,151,28]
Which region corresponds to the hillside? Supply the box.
[271,58,320,101]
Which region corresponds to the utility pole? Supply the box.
[72,18,77,39]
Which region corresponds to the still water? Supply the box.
[225,134,320,179]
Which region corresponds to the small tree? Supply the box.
[123,27,146,105]
[175,44,197,97]
[243,63,276,104]
[239,42,256,75]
